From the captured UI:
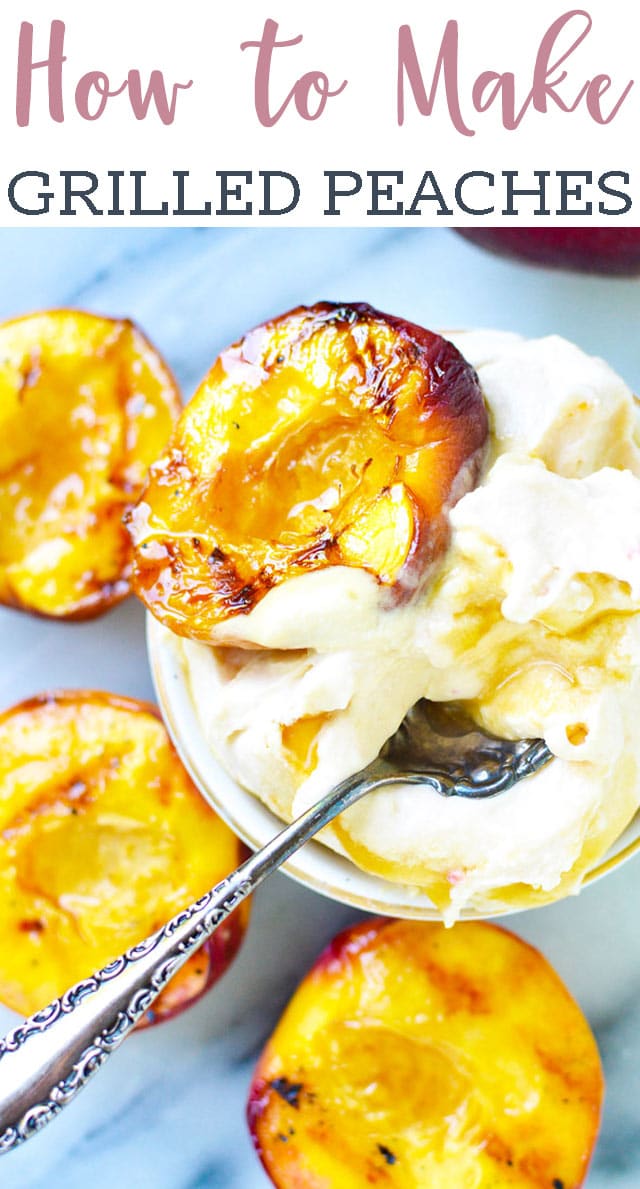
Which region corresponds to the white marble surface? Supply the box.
[1,228,640,1187]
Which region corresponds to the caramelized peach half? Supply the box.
[248,919,603,1189]
[0,691,249,1025]
[0,310,181,620]
[127,303,487,641]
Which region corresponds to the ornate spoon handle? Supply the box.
[0,763,392,1152]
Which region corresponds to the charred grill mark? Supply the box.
[18,349,42,399]
[225,583,256,613]
[146,537,266,621]
[484,1133,514,1168]
[0,453,37,484]
[519,1151,564,1186]
[1,749,122,839]
[294,536,337,567]
[420,957,490,1014]
[270,1078,303,1110]
[485,1133,565,1188]
[206,553,260,613]
[534,1046,589,1094]
[207,547,227,566]
[155,448,191,485]
[66,778,91,805]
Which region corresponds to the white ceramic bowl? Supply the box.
[147,614,640,920]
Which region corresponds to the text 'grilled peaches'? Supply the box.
[0,691,249,1025]
[248,918,603,1189]
[127,303,487,641]
[0,310,181,620]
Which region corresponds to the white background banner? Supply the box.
[0,0,638,225]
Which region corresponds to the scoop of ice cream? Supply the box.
[177,329,640,918]
[450,330,640,476]
[206,566,386,653]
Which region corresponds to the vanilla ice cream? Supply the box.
[170,330,640,919]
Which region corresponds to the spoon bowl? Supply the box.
[147,616,640,920]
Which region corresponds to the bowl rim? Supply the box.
[147,614,640,920]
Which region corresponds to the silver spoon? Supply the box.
[0,700,552,1152]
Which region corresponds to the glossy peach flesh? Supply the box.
[248,918,603,1188]
[128,303,488,641]
[0,691,248,1023]
[0,310,181,619]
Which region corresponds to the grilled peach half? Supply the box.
[127,303,488,642]
[248,918,603,1188]
[0,310,181,620]
[0,691,249,1026]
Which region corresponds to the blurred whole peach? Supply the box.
[456,228,640,276]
